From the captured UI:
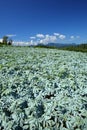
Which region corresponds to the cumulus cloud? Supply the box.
[12,33,67,46]
[70,36,75,39]
[59,34,66,40]
[30,33,66,45]
[30,37,36,39]
[0,39,3,42]
[70,35,80,39]
[13,41,29,46]
[6,34,16,37]
[36,34,44,38]
[29,40,38,46]
[54,33,60,36]
[76,36,80,39]
[39,35,57,44]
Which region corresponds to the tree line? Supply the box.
[60,44,87,52]
[35,44,87,52]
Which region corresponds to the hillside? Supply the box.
[35,43,87,52]
[61,43,87,52]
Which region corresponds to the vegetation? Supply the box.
[2,36,8,44]
[0,36,12,47]
[8,39,13,45]
[60,43,87,52]
[0,47,87,129]
[0,36,87,53]
[34,44,57,49]
[35,43,87,52]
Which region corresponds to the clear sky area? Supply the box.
[0,0,87,45]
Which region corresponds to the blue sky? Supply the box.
[0,0,87,45]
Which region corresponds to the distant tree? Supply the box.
[8,39,12,45]
[0,42,1,46]
[2,36,12,45]
[2,36,8,45]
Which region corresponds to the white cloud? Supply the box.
[29,40,33,45]
[30,37,36,39]
[31,33,66,45]
[54,33,60,36]
[39,35,57,44]
[12,33,67,46]
[70,35,80,39]
[29,40,38,46]
[13,40,38,46]
[59,34,66,40]
[13,41,29,46]
[6,34,16,37]
[54,33,66,40]
[0,39,3,42]
[70,36,75,39]
[36,34,44,38]
[76,36,80,39]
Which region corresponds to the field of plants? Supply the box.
[0,46,87,130]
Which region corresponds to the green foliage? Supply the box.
[0,36,12,46]
[34,44,57,49]
[0,46,87,129]
[2,36,8,44]
[0,42,7,47]
[8,39,12,45]
[61,43,87,52]
[34,43,87,52]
